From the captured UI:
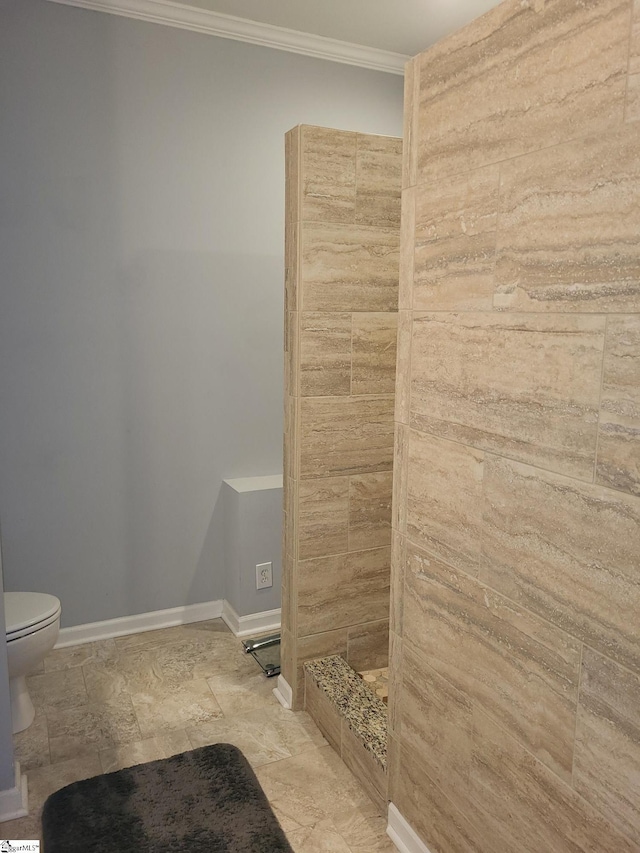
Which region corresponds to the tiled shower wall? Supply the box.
[282,125,402,709]
[389,1,640,851]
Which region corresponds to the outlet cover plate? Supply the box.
[256,562,273,589]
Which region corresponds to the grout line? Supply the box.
[571,642,585,790]
[593,314,610,485]
[623,0,634,123]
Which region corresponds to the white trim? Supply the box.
[221,600,281,638]
[273,674,293,709]
[55,599,224,648]
[387,803,433,853]
[0,762,28,823]
[45,0,408,75]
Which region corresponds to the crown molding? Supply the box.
[46,0,409,75]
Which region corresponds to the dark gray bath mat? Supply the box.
[41,743,294,853]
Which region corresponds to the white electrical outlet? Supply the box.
[256,562,273,589]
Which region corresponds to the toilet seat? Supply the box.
[5,592,61,641]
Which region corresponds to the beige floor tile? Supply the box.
[156,634,255,683]
[48,696,142,762]
[186,713,292,768]
[206,668,276,716]
[7,623,392,851]
[13,713,50,771]
[99,730,191,774]
[131,677,223,738]
[0,811,42,842]
[259,703,328,756]
[43,639,119,672]
[332,809,396,853]
[27,667,88,713]
[83,647,165,701]
[287,818,353,852]
[113,618,230,652]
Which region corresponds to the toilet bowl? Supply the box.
[5,592,61,733]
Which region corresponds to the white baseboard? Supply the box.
[273,674,293,709]
[221,600,281,638]
[387,803,433,853]
[55,599,224,648]
[0,762,28,823]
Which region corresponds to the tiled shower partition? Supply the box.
[390,1,640,851]
[281,125,402,710]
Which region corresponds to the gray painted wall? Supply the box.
[0,1,403,627]
[223,477,283,618]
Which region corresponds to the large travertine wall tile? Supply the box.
[404,542,581,781]
[467,710,638,853]
[348,471,393,551]
[416,0,630,184]
[300,126,356,223]
[389,744,489,853]
[387,631,403,737]
[392,423,409,535]
[628,73,640,122]
[284,125,400,709]
[414,166,499,311]
[351,313,398,396]
[494,127,640,313]
[402,59,419,190]
[285,127,299,225]
[406,430,484,575]
[346,618,389,672]
[398,189,415,311]
[302,223,400,313]
[390,531,405,637]
[299,312,351,397]
[574,648,640,841]
[285,311,299,397]
[629,1,640,75]
[299,396,394,478]
[297,547,391,636]
[394,311,411,425]
[297,477,349,560]
[285,222,298,312]
[400,642,473,803]
[355,134,402,228]
[597,315,640,496]
[482,455,640,676]
[410,313,605,481]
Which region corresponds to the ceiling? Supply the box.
[169,0,503,58]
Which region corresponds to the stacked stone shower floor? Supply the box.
[358,667,389,704]
[304,655,388,813]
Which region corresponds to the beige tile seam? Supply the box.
[296,544,391,565]
[623,0,635,123]
[468,687,640,851]
[404,530,624,668]
[299,622,389,643]
[350,315,354,396]
[410,124,636,196]
[402,638,629,842]
[395,740,488,846]
[407,422,601,489]
[491,162,504,312]
[593,314,611,485]
[570,642,586,791]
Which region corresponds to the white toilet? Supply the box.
[5,592,62,733]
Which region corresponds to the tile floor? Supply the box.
[358,668,389,704]
[5,619,396,852]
